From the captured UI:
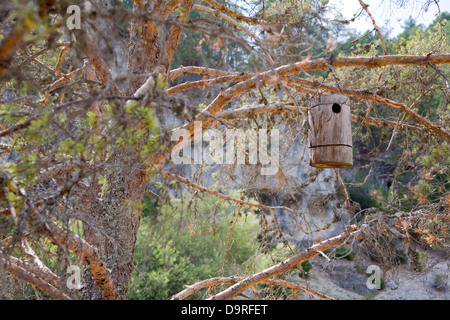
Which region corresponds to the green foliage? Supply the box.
[324,246,355,261]
[347,168,385,210]
[130,191,314,299]
[299,260,313,278]
[129,192,263,300]
[123,0,133,9]
[4,152,39,188]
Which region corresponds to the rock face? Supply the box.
[295,254,449,300]
[166,116,349,247]
[238,130,348,246]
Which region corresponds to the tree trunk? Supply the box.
[75,0,158,299]
[76,0,193,299]
[81,151,148,299]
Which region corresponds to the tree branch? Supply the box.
[287,78,450,139]
[207,225,363,300]
[16,189,120,300]
[162,0,196,74]
[155,54,450,169]
[358,0,387,55]
[170,276,335,300]
[169,66,243,81]
[55,45,71,78]
[193,4,259,42]
[427,61,450,93]
[82,30,121,96]
[44,220,120,300]
[214,103,423,132]
[200,0,265,25]
[167,73,253,95]
[184,54,450,135]
[0,251,71,300]
[161,171,298,215]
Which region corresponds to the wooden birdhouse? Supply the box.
[308,94,353,168]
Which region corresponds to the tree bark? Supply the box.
[79,151,148,299]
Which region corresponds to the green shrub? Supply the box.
[129,192,262,300]
[299,260,312,278]
[324,246,355,261]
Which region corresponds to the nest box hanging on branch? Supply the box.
[308,94,353,168]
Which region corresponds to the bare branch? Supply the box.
[167,73,253,95]
[162,171,298,215]
[287,78,450,139]
[44,220,120,300]
[358,0,387,55]
[190,54,450,131]
[208,225,362,300]
[214,103,423,132]
[14,187,120,300]
[427,61,450,93]
[201,0,263,25]
[194,4,260,41]
[40,63,86,107]
[169,66,242,81]
[0,251,71,300]
[170,276,335,300]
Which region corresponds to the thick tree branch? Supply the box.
[167,73,253,95]
[44,220,120,300]
[208,225,362,300]
[162,0,196,74]
[169,66,243,81]
[180,54,450,137]
[171,276,334,300]
[10,184,120,300]
[205,207,449,300]
[0,251,71,300]
[287,78,450,139]
[151,54,450,168]
[214,103,423,131]
[83,31,121,96]
[201,0,264,25]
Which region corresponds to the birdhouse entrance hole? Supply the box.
[332,103,341,114]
